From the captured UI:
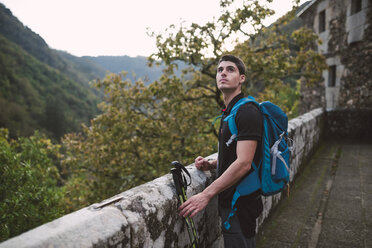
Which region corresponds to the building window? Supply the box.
[351,0,362,15]
[328,65,336,87]
[319,10,326,33]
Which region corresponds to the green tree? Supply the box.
[149,0,327,117]
[0,128,64,242]
[62,73,217,210]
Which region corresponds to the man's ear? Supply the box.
[239,74,245,84]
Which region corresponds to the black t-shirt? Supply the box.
[217,93,263,238]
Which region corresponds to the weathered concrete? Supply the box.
[113,167,220,247]
[257,140,372,248]
[346,0,369,44]
[0,108,326,248]
[0,155,219,248]
[0,206,129,248]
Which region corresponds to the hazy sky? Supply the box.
[1,0,307,57]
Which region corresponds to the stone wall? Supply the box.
[299,78,325,115]
[0,108,325,248]
[325,108,372,139]
[337,0,372,109]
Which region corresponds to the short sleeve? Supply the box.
[235,103,262,141]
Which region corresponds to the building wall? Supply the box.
[299,0,372,113]
[299,2,325,114]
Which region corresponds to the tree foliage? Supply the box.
[61,0,327,210]
[61,73,217,209]
[149,0,327,117]
[0,128,64,242]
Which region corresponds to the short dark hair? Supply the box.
[218,55,246,75]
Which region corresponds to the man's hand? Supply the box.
[195,156,216,171]
[177,157,216,218]
[178,192,211,218]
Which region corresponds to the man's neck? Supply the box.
[223,90,242,107]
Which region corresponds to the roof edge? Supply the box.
[297,0,319,17]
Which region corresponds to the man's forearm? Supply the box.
[202,158,252,199]
[202,140,257,199]
[178,140,257,218]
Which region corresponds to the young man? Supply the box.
[179,55,263,247]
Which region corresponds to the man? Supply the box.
[179,55,263,247]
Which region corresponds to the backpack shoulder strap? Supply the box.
[224,96,259,146]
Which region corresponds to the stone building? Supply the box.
[298,0,371,113]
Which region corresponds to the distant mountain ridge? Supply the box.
[0,3,177,139]
[84,55,166,83]
[0,3,174,84]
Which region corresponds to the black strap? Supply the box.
[170,161,199,248]
[171,161,191,190]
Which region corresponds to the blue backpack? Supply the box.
[222,96,291,230]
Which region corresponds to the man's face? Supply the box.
[216,61,245,92]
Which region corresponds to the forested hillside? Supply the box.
[0,3,189,139]
[0,34,100,139]
[0,3,104,139]
[0,4,106,84]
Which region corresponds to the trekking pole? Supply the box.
[170,161,200,248]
